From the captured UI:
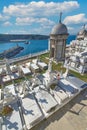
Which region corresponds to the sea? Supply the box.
[0,35,76,59]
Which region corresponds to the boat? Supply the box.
[0,44,24,58]
[25,41,30,44]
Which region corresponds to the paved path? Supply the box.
[31,89,87,130]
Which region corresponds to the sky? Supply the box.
[0,0,87,35]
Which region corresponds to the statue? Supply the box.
[48,59,52,73]
[5,58,11,75]
[63,64,69,78]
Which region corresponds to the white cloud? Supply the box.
[0,14,9,21]
[37,18,55,26]
[10,30,27,34]
[3,1,79,17]
[0,14,3,20]
[16,17,55,26]
[16,17,36,25]
[67,26,74,30]
[1,1,80,34]
[67,26,75,34]
[63,13,87,25]
[27,26,50,35]
[10,27,49,34]
[3,21,12,26]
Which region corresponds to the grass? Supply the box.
[40,52,49,58]
[50,83,56,90]
[0,85,1,89]
[0,77,26,88]
[39,53,87,83]
[40,52,49,64]
[69,70,87,82]
[24,74,32,80]
[40,53,66,73]
[40,69,47,74]
[0,106,13,116]
[52,62,66,73]
[0,52,86,89]
[0,57,3,60]
[13,77,25,84]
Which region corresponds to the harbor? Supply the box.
[0,39,48,59]
[0,50,49,64]
[0,36,75,60]
[0,44,24,58]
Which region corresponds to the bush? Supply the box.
[1,106,13,116]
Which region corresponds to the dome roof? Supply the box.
[51,23,68,35]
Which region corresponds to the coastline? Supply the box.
[0,35,75,60]
[0,50,49,64]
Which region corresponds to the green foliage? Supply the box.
[25,74,32,80]
[0,85,1,89]
[39,53,87,82]
[50,83,56,90]
[14,77,25,84]
[40,52,49,64]
[52,62,66,73]
[70,70,87,82]
[0,106,13,116]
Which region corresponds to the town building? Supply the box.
[65,25,87,74]
[77,24,87,40]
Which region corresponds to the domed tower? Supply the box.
[50,13,69,62]
[77,24,87,40]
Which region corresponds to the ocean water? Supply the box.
[67,35,76,44]
[0,35,76,58]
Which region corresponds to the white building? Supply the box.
[65,26,87,74]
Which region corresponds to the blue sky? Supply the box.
[0,0,87,35]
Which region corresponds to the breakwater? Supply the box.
[0,50,49,64]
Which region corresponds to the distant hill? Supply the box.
[0,34,49,42]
